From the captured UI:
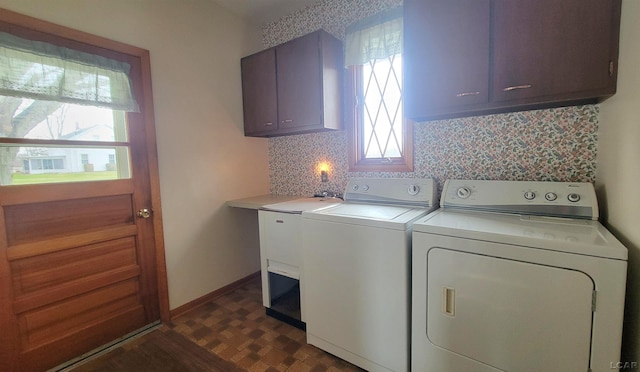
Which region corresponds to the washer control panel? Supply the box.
[441,180,599,220]
[344,178,436,207]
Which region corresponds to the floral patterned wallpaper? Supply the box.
[263,0,599,196]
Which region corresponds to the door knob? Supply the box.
[137,208,152,219]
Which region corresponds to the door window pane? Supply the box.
[1,145,130,185]
[2,97,127,142]
[0,96,130,186]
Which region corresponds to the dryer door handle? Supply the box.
[443,287,456,316]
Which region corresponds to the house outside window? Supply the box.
[345,7,413,172]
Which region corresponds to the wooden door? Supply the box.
[492,0,620,102]
[0,10,168,372]
[241,48,279,136]
[404,0,491,120]
[276,31,322,132]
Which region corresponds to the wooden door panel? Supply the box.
[18,279,143,349]
[4,194,134,246]
[20,305,146,371]
[13,265,141,315]
[9,237,137,296]
[2,186,152,370]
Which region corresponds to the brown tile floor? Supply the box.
[168,278,363,371]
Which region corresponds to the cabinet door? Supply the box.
[241,49,279,136]
[276,32,322,131]
[492,0,618,102]
[404,0,491,120]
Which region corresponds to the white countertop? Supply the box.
[226,194,304,210]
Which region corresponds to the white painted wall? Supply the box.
[0,0,269,309]
[597,0,640,365]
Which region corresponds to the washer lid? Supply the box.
[260,197,342,214]
[303,203,436,230]
[413,210,627,260]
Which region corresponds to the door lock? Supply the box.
[137,208,152,219]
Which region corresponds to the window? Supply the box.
[0,30,139,185]
[345,7,413,172]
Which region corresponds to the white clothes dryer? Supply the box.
[412,180,627,372]
[302,178,438,372]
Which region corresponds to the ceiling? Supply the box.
[211,0,319,25]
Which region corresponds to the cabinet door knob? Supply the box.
[456,91,481,97]
[264,122,273,126]
[502,84,532,92]
[282,119,293,124]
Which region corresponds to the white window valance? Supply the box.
[344,6,403,67]
[0,32,139,112]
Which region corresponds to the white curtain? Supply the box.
[0,32,139,112]
[344,6,403,67]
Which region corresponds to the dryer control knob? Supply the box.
[524,191,536,200]
[567,193,581,203]
[362,185,370,192]
[352,184,359,191]
[545,192,558,201]
[408,184,420,195]
[456,187,471,199]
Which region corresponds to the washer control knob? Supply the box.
[545,192,558,201]
[567,193,581,203]
[352,184,359,191]
[456,187,471,199]
[408,184,420,195]
[362,185,370,192]
[524,191,536,200]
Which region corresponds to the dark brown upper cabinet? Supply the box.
[241,48,279,136]
[241,30,343,137]
[404,0,622,121]
[404,0,492,118]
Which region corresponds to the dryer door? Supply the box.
[427,248,593,372]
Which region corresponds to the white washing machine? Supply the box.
[302,178,437,372]
[412,180,627,372]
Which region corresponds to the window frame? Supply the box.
[346,64,413,173]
